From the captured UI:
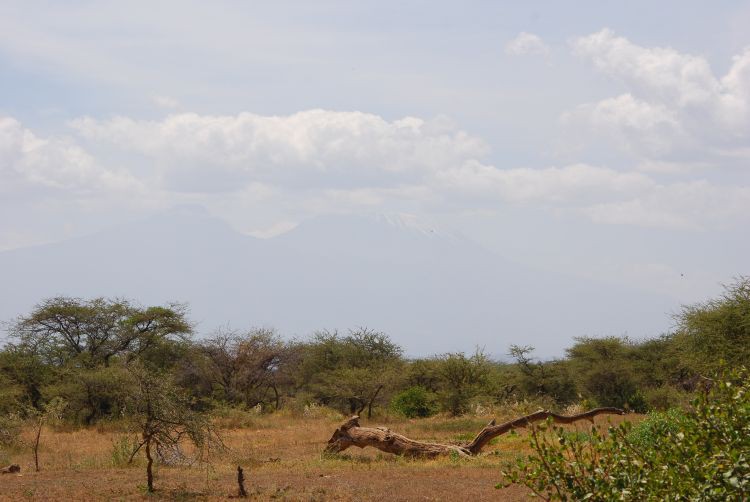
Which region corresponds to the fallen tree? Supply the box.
[325,408,624,458]
[1,464,20,474]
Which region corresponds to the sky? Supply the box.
[1,1,750,321]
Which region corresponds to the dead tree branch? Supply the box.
[325,408,624,458]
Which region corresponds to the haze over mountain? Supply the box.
[0,206,676,358]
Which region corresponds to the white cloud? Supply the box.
[572,29,720,107]
[435,161,655,205]
[1,107,748,250]
[436,160,750,230]
[582,181,750,230]
[0,116,139,194]
[245,220,299,239]
[505,32,549,56]
[152,95,180,109]
[562,94,684,156]
[70,110,489,192]
[569,29,750,163]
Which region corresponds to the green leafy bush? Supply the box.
[390,386,438,418]
[642,385,691,411]
[626,408,688,449]
[501,367,750,501]
[110,435,140,467]
[0,412,22,448]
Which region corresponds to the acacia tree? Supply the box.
[509,345,577,405]
[566,336,645,410]
[436,350,491,415]
[189,328,292,410]
[674,276,750,374]
[123,363,219,493]
[297,328,403,416]
[9,297,191,368]
[26,397,66,472]
[6,298,192,423]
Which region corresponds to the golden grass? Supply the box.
[0,411,634,501]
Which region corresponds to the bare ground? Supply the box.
[0,411,633,501]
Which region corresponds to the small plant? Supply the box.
[123,363,222,492]
[625,407,688,449]
[26,397,67,472]
[110,435,140,467]
[390,387,438,418]
[501,367,750,500]
[0,412,22,449]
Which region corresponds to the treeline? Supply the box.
[1,277,748,423]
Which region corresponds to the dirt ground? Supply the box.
[0,411,632,501]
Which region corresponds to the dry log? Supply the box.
[237,465,248,498]
[1,464,20,474]
[325,408,624,458]
[463,407,624,454]
[325,416,471,457]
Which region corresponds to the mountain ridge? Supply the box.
[0,209,675,358]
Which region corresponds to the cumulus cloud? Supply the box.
[572,29,720,107]
[505,32,549,56]
[71,110,489,192]
[562,94,684,157]
[0,116,138,194]
[1,107,748,247]
[582,181,750,230]
[434,161,749,230]
[152,95,180,109]
[569,29,750,162]
[435,161,655,205]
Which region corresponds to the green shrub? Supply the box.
[626,408,688,449]
[643,385,691,411]
[0,412,22,448]
[110,435,140,467]
[390,387,438,418]
[501,367,750,500]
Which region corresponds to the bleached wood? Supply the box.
[325,408,624,458]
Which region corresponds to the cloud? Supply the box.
[569,29,750,163]
[0,116,139,194]
[1,107,748,250]
[435,161,750,230]
[435,161,655,205]
[572,29,720,107]
[152,95,180,109]
[562,94,684,157]
[505,32,549,56]
[582,181,750,230]
[70,110,489,192]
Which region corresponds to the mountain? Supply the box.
[0,207,675,358]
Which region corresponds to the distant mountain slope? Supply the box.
[0,208,675,358]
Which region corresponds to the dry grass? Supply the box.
[0,410,634,501]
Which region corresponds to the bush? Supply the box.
[391,387,438,418]
[643,385,691,411]
[501,367,750,500]
[0,412,22,448]
[110,435,140,467]
[626,408,688,449]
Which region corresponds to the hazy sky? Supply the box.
[2,1,749,307]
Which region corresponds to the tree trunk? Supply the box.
[325,416,471,458]
[33,419,42,472]
[145,438,154,492]
[271,384,280,411]
[237,466,248,498]
[366,385,383,419]
[325,408,624,458]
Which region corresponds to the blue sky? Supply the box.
[1,1,749,309]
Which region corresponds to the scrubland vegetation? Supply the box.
[1,277,749,500]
